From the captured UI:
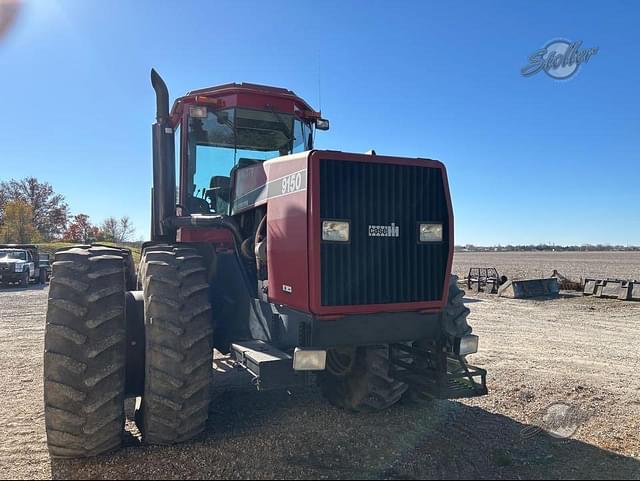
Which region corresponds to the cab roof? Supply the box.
[170,82,320,125]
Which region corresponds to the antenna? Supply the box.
[313,52,323,147]
[317,57,322,113]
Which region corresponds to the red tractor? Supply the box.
[43,70,487,458]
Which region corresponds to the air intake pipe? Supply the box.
[150,68,176,242]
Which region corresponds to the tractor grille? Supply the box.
[319,158,450,306]
[0,263,11,272]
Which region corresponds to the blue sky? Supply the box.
[0,0,638,245]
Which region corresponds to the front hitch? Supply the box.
[388,342,488,400]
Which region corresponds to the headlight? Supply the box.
[419,223,444,242]
[322,220,350,242]
[293,348,327,371]
[454,335,479,356]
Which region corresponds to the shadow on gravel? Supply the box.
[382,402,640,480]
[49,387,640,480]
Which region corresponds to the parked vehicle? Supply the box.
[0,244,49,287]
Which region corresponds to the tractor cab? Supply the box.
[167,83,328,217]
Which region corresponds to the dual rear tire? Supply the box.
[44,246,128,457]
[44,244,214,458]
[138,245,213,445]
[45,247,469,455]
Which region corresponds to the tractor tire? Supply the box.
[320,346,408,412]
[404,276,472,403]
[137,244,172,290]
[43,246,127,458]
[441,275,472,338]
[139,245,213,445]
[20,271,29,287]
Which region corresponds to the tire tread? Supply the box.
[140,245,213,445]
[44,246,127,458]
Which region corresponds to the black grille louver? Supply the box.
[320,159,450,306]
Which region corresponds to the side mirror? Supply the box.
[315,118,330,131]
[210,176,230,189]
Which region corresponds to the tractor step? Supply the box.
[389,343,488,400]
[230,340,308,391]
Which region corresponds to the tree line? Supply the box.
[0,177,135,244]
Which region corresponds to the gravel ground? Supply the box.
[1,253,640,479]
[0,285,49,479]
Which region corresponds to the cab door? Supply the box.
[27,251,35,278]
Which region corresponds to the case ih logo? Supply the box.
[368,223,400,238]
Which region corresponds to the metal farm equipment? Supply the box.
[466,267,507,293]
[583,278,640,301]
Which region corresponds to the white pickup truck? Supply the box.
[0,245,49,287]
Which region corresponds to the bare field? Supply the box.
[453,251,640,281]
[1,252,640,479]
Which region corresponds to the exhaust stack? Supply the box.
[150,69,176,242]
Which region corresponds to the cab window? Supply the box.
[185,107,313,215]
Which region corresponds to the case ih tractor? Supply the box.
[43,70,487,458]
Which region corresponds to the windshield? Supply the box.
[0,250,26,261]
[185,107,312,214]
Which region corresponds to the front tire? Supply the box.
[139,245,214,445]
[320,346,408,412]
[441,275,472,338]
[404,275,473,401]
[20,271,28,287]
[43,246,127,458]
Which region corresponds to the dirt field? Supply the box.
[1,252,639,479]
[453,251,640,281]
